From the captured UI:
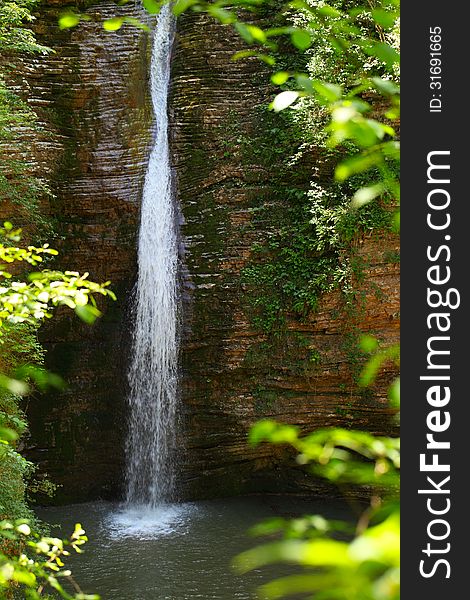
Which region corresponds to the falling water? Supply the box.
[125,5,178,507]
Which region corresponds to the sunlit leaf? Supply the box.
[0,426,18,442]
[392,210,400,232]
[249,420,299,446]
[271,71,290,85]
[75,304,101,324]
[270,91,299,112]
[312,81,342,102]
[58,12,81,30]
[234,538,352,573]
[208,6,235,24]
[103,17,124,32]
[335,153,382,182]
[370,77,400,97]
[258,54,276,66]
[123,17,150,32]
[235,22,254,43]
[351,184,384,208]
[317,5,342,18]
[0,374,29,396]
[173,0,194,16]
[388,377,400,408]
[247,25,267,43]
[364,42,400,68]
[16,523,31,536]
[259,573,338,599]
[349,513,400,565]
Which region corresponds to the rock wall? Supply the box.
[171,13,400,498]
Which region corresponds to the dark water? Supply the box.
[37,496,351,600]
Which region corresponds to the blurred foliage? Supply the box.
[0,6,101,599]
[0,520,99,599]
[238,415,400,599]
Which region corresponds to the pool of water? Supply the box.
[37,496,351,600]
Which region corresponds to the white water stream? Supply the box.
[124,5,179,509]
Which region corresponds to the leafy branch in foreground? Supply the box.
[0,520,99,599]
[0,222,116,399]
[0,222,116,331]
[234,419,400,600]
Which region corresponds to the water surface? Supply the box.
[38,496,352,600]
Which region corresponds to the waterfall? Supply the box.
[125,4,178,507]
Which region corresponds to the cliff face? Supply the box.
[14,0,154,502]
[171,13,399,498]
[12,7,398,502]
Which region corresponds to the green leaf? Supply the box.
[0,426,18,443]
[371,8,397,29]
[103,17,124,32]
[351,184,384,208]
[317,5,342,18]
[350,513,400,565]
[247,25,267,43]
[232,51,275,66]
[370,77,400,97]
[365,42,400,68]
[173,0,193,16]
[392,210,400,232]
[271,71,290,85]
[259,573,338,599]
[235,22,254,44]
[312,81,342,102]
[58,13,81,30]
[335,153,382,181]
[0,374,29,396]
[360,335,378,353]
[234,538,352,573]
[75,304,101,324]
[258,54,276,66]
[207,6,235,24]
[249,420,299,446]
[296,75,313,93]
[122,17,150,32]
[388,377,400,408]
[291,29,311,51]
[142,0,162,14]
[12,570,36,586]
[270,91,299,112]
